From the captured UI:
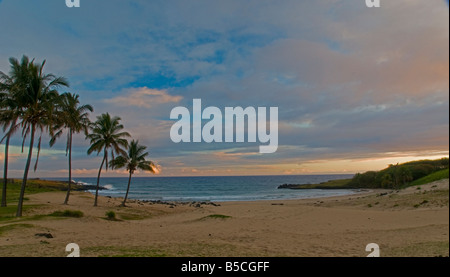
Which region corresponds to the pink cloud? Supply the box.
[105,87,183,109]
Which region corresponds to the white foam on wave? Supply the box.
[102,184,113,190]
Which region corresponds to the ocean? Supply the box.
[51,174,356,202]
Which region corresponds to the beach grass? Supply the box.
[0,179,66,221]
[0,204,43,222]
[117,211,151,220]
[3,178,96,201]
[2,179,67,204]
[384,241,449,257]
[202,214,232,220]
[409,169,449,187]
[0,223,35,236]
[105,211,118,220]
[49,210,84,218]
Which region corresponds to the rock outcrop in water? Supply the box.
[277,184,304,189]
[71,183,107,191]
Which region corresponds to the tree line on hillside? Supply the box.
[0,55,157,217]
[348,158,449,189]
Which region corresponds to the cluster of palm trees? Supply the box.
[0,55,156,217]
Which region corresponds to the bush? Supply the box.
[50,210,83,218]
[105,211,116,220]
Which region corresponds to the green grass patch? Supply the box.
[0,205,20,220]
[0,204,41,222]
[0,223,34,236]
[202,214,232,220]
[384,241,449,257]
[104,211,121,221]
[117,212,150,221]
[49,210,84,218]
[2,179,66,204]
[410,169,449,187]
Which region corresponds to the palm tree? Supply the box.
[110,140,156,207]
[0,85,22,207]
[5,55,69,217]
[0,94,20,207]
[1,62,27,207]
[87,113,130,206]
[50,93,93,205]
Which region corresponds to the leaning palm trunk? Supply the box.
[16,124,35,217]
[63,131,73,205]
[1,134,11,207]
[94,150,107,207]
[121,171,133,207]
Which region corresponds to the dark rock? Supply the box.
[278,183,312,189]
[35,233,53,239]
[72,184,107,191]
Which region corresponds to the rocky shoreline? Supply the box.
[277,183,356,189]
[116,198,221,208]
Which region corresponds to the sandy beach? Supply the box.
[0,179,448,257]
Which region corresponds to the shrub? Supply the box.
[50,210,83,218]
[106,211,116,220]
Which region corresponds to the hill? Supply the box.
[279,158,449,190]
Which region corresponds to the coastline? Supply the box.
[0,179,448,257]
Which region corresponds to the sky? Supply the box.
[0,0,448,178]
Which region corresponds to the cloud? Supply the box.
[0,0,448,176]
[104,87,182,108]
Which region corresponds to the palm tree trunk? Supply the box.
[16,124,35,217]
[64,131,72,205]
[94,150,107,207]
[121,171,133,207]
[1,134,11,207]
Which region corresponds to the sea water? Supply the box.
[51,174,356,202]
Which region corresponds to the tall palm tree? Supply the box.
[6,55,69,217]
[0,88,21,207]
[50,93,93,205]
[1,63,26,207]
[87,113,130,206]
[110,140,156,207]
